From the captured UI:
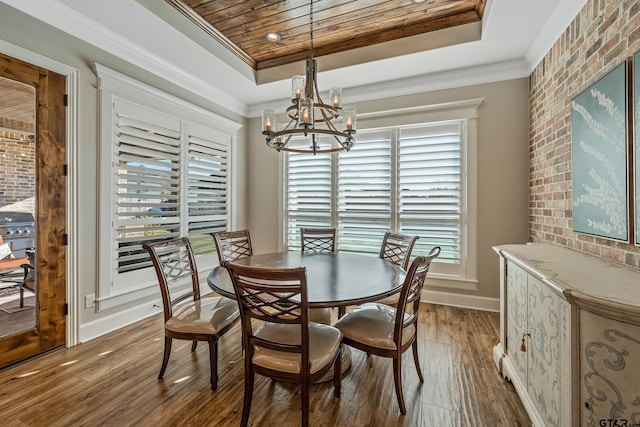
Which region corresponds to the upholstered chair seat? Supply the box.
[252,323,342,374]
[334,303,414,350]
[143,237,240,391]
[225,262,343,427]
[334,247,441,414]
[166,297,240,336]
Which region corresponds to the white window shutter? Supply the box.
[114,100,182,273]
[286,150,332,251]
[398,122,461,263]
[337,129,392,254]
[186,124,229,255]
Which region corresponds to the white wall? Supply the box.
[0,2,248,339]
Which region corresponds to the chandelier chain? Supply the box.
[309,0,314,59]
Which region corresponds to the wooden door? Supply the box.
[0,52,66,367]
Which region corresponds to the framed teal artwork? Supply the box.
[571,61,629,242]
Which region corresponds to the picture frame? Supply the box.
[634,50,640,246]
[570,61,630,242]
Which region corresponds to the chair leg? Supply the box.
[333,345,342,398]
[412,339,424,383]
[159,336,172,379]
[191,341,198,351]
[240,362,254,427]
[392,357,407,414]
[208,340,218,391]
[301,376,310,427]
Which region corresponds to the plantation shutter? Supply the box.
[398,122,461,263]
[337,129,392,254]
[286,149,332,250]
[186,124,229,255]
[114,100,181,273]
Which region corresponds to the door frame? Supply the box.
[0,39,79,347]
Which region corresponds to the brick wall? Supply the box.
[529,0,640,268]
[0,138,36,210]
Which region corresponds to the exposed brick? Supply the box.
[0,139,35,207]
[530,0,640,270]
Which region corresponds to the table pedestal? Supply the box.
[318,346,352,383]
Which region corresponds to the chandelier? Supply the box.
[261,0,356,154]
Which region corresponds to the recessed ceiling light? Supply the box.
[411,0,427,3]
[265,32,281,43]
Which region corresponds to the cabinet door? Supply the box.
[506,262,528,382]
[527,275,568,427]
[580,311,640,427]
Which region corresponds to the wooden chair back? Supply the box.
[143,237,200,322]
[212,229,253,265]
[225,263,309,360]
[393,246,440,344]
[300,227,336,253]
[379,231,419,270]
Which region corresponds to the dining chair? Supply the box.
[143,237,240,391]
[213,229,332,324]
[212,229,253,265]
[373,231,420,309]
[379,231,419,270]
[334,246,441,414]
[300,227,336,253]
[299,228,336,324]
[224,262,343,427]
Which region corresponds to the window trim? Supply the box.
[96,64,241,311]
[278,98,481,290]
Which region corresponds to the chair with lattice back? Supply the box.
[374,232,420,308]
[215,229,333,325]
[300,228,336,253]
[335,246,440,414]
[212,229,253,265]
[143,237,240,391]
[379,231,419,269]
[224,262,343,427]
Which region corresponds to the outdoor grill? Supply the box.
[0,211,35,258]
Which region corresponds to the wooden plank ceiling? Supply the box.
[0,76,35,140]
[167,0,487,71]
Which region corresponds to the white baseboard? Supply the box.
[78,287,498,343]
[79,297,163,343]
[421,289,500,312]
[79,284,215,343]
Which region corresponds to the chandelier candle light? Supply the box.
[262,0,356,154]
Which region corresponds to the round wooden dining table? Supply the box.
[207,251,407,308]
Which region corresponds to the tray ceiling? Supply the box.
[167,0,487,71]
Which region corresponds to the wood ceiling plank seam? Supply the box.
[254,10,481,69]
[187,0,250,17]
[199,0,309,25]
[227,1,480,60]
[246,7,481,64]
[220,0,384,39]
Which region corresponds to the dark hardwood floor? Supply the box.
[0,303,530,426]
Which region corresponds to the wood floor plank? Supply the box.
[0,303,530,426]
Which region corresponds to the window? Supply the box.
[284,100,480,288]
[97,64,240,310]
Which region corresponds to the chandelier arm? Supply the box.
[318,107,339,129]
[312,61,326,105]
[261,0,355,155]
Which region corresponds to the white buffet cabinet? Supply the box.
[493,244,640,427]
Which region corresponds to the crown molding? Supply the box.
[1,0,248,116]
[247,59,528,117]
